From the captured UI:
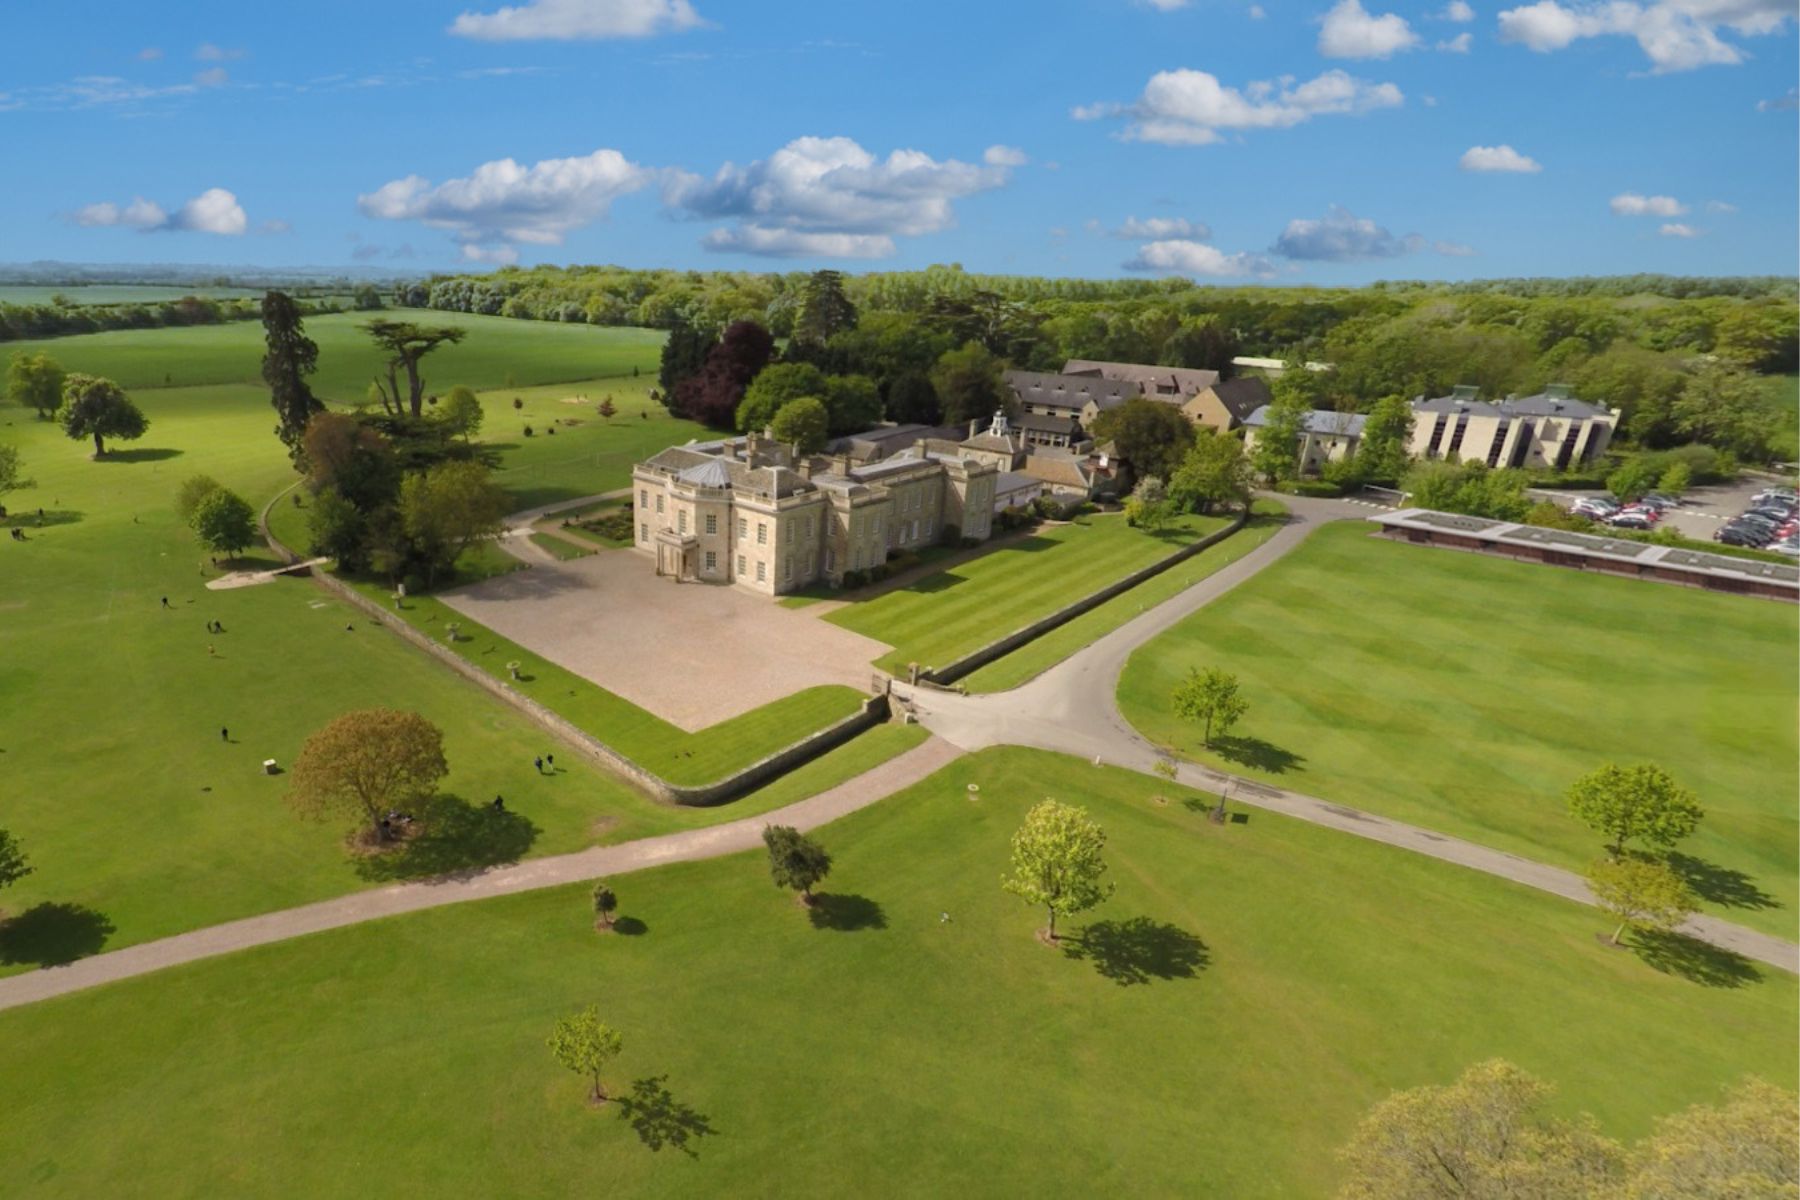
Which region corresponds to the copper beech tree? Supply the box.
[287,709,448,843]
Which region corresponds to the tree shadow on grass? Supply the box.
[1665,853,1780,912]
[3,510,83,529]
[1630,929,1763,988]
[96,447,183,463]
[806,893,886,932]
[1212,735,1305,775]
[1062,916,1210,986]
[352,794,539,883]
[0,902,116,966]
[616,1076,716,1157]
[610,916,648,936]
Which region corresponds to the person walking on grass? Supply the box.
[220,727,229,742]
[534,756,544,774]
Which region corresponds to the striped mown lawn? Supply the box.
[1119,520,1800,938]
[824,511,1229,675]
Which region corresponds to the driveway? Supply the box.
[440,547,892,731]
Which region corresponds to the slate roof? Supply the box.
[1412,388,1612,421]
[677,459,733,489]
[1244,406,1367,437]
[1013,411,1083,436]
[1005,369,1137,414]
[1203,376,1272,423]
[1062,359,1220,396]
[1024,453,1094,491]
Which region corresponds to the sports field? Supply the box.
[1118,521,1800,937]
[1,748,1789,1197]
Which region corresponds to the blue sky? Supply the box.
[2,0,1794,282]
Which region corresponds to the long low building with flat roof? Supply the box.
[1409,384,1618,471]
[1370,508,1799,602]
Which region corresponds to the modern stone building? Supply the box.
[633,430,998,596]
[1409,385,1618,470]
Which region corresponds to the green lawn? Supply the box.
[0,322,908,960]
[1,748,1789,1198]
[824,511,1230,675]
[1118,521,1800,937]
[527,531,595,561]
[962,501,1287,693]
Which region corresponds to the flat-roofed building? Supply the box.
[1409,385,1619,470]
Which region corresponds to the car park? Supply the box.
[1608,512,1656,530]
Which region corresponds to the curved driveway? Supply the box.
[899,495,1798,973]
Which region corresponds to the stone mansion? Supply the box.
[632,430,999,596]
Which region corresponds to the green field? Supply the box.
[824,511,1230,675]
[2,309,662,401]
[1118,522,1800,936]
[1,748,1789,1198]
[962,501,1287,693]
[0,319,911,961]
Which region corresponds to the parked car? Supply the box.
[1608,512,1656,530]
[1771,540,1800,558]
[1642,492,1683,508]
[1572,497,1618,517]
[1717,525,1770,547]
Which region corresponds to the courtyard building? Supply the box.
[1409,385,1619,470]
[633,428,998,596]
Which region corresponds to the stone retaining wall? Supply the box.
[921,507,1251,686]
[260,485,892,806]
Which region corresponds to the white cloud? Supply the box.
[194,43,245,61]
[259,218,292,234]
[450,0,705,40]
[1124,239,1275,277]
[1271,205,1424,260]
[1435,239,1478,255]
[1704,199,1737,212]
[1459,143,1542,171]
[462,243,522,263]
[1659,222,1700,237]
[137,47,164,61]
[1319,0,1422,58]
[1080,67,1403,145]
[1610,191,1687,216]
[1497,0,1792,72]
[193,67,229,88]
[358,148,653,257]
[982,144,1028,166]
[1441,0,1477,19]
[666,135,1011,259]
[1758,86,1798,110]
[1111,216,1213,239]
[1249,3,1267,14]
[72,187,249,235]
[1438,31,1475,48]
[1141,0,1192,8]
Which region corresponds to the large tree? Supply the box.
[1672,361,1780,462]
[1567,763,1703,858]
[1585,856,1696,946]
[1623,1078,1799,1199]
[0,444,30,507]
[671,320,774,429]
[929,341,1011,428]
[885,372,941,425]
[1336,1059,1625,1199]
[1158,314,1239,375]
[1401,460,1531,520]
[0,828,30,898]
[261,290,324,468]
[1172,667,1247,747]
[1249,391,1311,484]
[7,351,65,419]
[397,459,508,586]
[364,320,467,419]
[436,385,484,442]
[1001,800,1114,942]
[1167,428,1253,514]
[1355,394,1415,484]
[762,824,832,905]
[189,487,257,559]
[547,1006,624,1105]
[822,373,882,436]
[768,396,830,453]
[1091,397,1194,485]
[793,269,859,347]
[303,412,399,512]
[736,362,827,432]
[287,709,448,842]
[58,375,148,457]
[657,315,714,395]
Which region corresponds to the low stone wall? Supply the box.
[259,485,892,806]
[921,507,1251,686]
